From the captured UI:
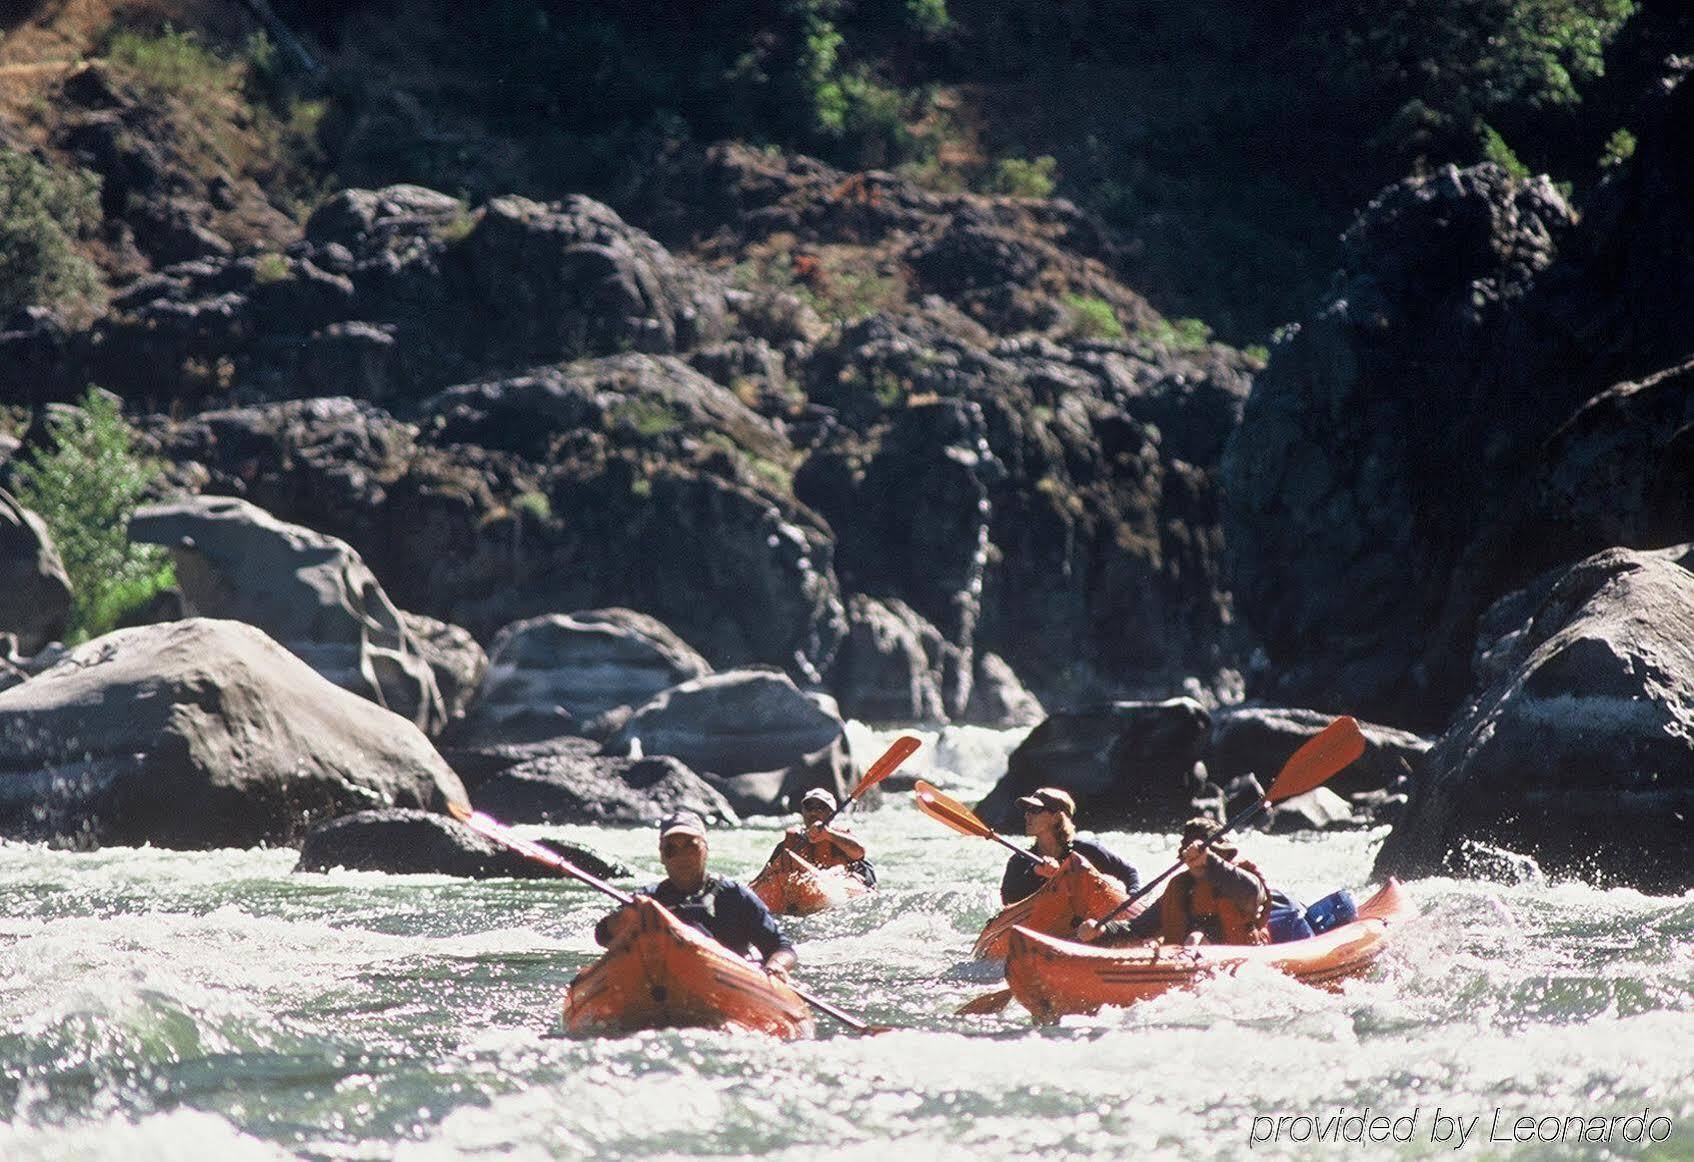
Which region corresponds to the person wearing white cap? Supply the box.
[1000,786,1141,904]
[763,787,877,887]
[593,811,797,977]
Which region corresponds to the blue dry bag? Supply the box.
[1266,890,1314,943]
[1304,889,1358,935]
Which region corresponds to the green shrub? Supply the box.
[0,149,103,317]
[1062,294,1126,341]
[610,397,683,437]
[1599,127,1637,169]
[10,388,176,643]
[253,253,290,284]
[985,155,1058,198]
[1144,315,1214,351]
[1479,123,1532,180]
[107,26,236,97]
[512,490,552,522]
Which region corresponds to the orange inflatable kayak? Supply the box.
[1003,879,1412,1021]
[749,848,873,917]
[974,852,1143,960]
[562,895,815,1038]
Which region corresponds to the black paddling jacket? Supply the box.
[594,875,793,962]
[1000,838,1142,904]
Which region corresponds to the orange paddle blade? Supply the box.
[913,780,996,839]
[847,735,922,803]
[956,987,1014,1016]
[1265,715,1367,803]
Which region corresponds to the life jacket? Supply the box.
[1159,856,1271,945]
[784,828,855,871]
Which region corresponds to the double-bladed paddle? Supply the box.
[449,734,924,1036]
[912,779,1043,864]
[826,734,921,825]
[956,715,1369,1017]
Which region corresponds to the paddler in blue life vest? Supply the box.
[1077,815,1272,946]
[594,811,798,978]
[1000,787,1142,904]
[764,787,878,886]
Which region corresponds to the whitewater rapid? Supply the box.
[2,725,1691,1160]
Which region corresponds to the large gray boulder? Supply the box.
[1375,546,1694,891]
[295,808,630,880]
[0,619,467,849]
[474,753,737,826]
[1208,707,1429,799]
[977,697,1212,830]
[606,668,853,815]
[130,495,446,734]
[456,610,712,745]
[0,489,72,655]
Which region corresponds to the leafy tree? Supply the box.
[0,149,102,317]
[10,389,176,643]
[1310,0,1637,167]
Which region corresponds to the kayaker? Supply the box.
[1000,787,1141,904]
[766,788,878,886]
[1077,816,1270,946]
[594,812,799,979]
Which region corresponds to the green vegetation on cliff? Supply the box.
[10,390,175,643]
[0,150,103,318]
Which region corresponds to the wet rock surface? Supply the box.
[0,619,466,850]
[1375,546,1694,892]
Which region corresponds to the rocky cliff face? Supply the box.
[1223,70,1694,731]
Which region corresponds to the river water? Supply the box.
[2,725,1691,1160]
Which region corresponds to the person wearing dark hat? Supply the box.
[594,812,798,977]
[999,787,1141,904]
[764,787,877,887]
[1077,816,1271,946]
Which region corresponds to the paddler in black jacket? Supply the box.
[1000,787,1142,904]
[594,812,798,978]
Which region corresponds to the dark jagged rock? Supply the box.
[142,396,846,683]
[798,311,1239,705]
[1375,546,1694,892]
[1207,706,1429,799]
[461,194,728,368]
[625,142,1159,339]
[0,309,76,404]
[440,736,602,791]
[421,352,788,464]
[964,652,1046,728]
[130,495,446,734]
[78,184,729,408]
[1227,69,1694,732]
[829,594,947,724]
[456,610,711,746]
[295,808,631,880]
[1222,164,1581,729]
[474,753,737,826]
[606,668,853,815]
[977,698,1212,830]
[0,489,72,656]
[0,619,466,849]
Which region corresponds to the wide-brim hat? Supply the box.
[1015,787,1077,817]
